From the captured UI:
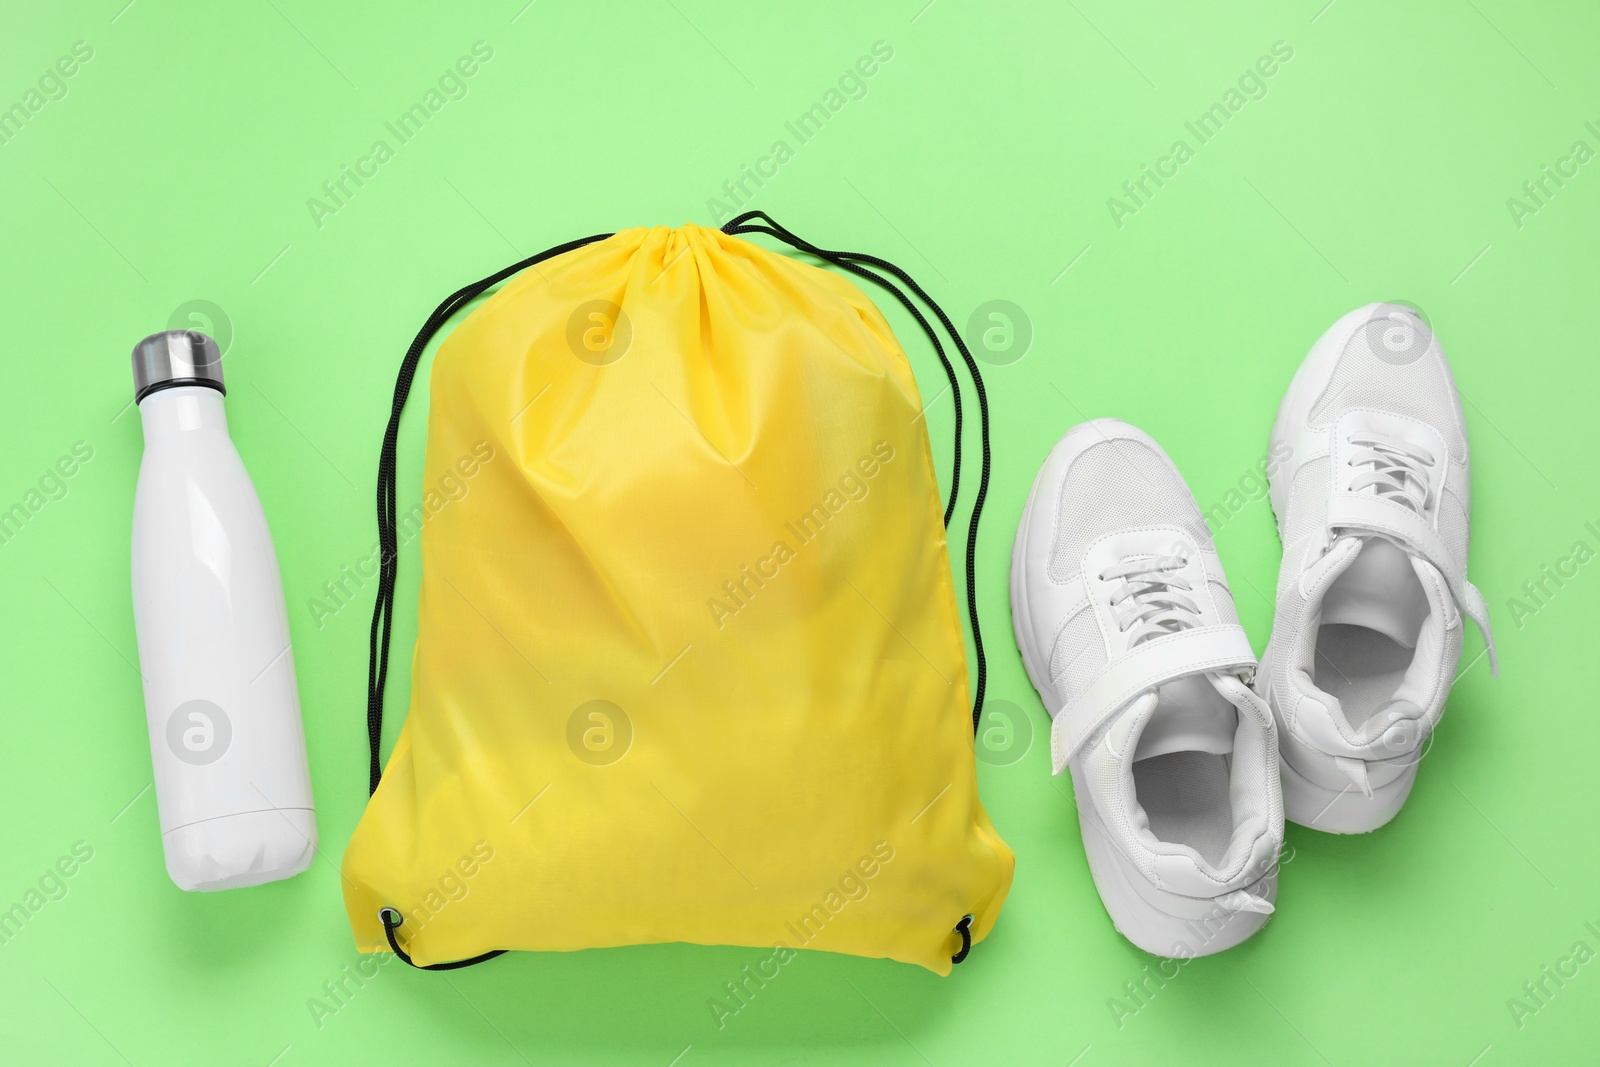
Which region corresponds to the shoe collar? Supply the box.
[1286,538,1455,759]
[1093,677,1282,899]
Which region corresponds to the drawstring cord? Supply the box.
[721,211,993,738]
[368,233,613,795]
[367,233,611,972]
[725,220,967,529]
[367,220,985,969]
[380,908,506,971]
[721,213,990,967]
[951,914,975,965]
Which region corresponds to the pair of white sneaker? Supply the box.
[1010,304,1497,957]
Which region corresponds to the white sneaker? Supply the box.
[1011,419,1283,958]
[1260,304,1497,834]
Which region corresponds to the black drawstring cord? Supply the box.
[380,909,506,970]
[721,218,964,527]
[367,233,613,795]
[951,914,974,965]
[367,233,610,972]
[724,215,993,965]
[722,211,993,736]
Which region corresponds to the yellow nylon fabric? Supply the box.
[341,224,1013,973]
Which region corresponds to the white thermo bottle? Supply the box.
[130,330,316,891]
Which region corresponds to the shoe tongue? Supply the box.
[1320,535,1429,648]
[1132,675,1237,762]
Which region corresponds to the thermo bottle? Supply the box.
[130,330,316,890]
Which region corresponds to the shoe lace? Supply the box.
[1099,554,1202,646]
[1347,432,1434,514]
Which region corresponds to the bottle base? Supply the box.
[163,808,317,891]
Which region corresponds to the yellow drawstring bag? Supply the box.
[341,213,1012,974]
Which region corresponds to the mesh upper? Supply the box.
[1049,609,1106,696]
[1282,456,1331,548]
[1048,438,1202,583]
[1308,312,1468,463]
[1209,579,1241,627]
[1436,488,1470,576]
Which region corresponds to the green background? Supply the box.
[2,1,1595,1063]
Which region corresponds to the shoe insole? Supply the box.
[1132,751,1234,867]
[1314,623,1413,729]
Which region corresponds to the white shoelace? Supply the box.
[1099,554,1202,646]
[1347,432,1434,514]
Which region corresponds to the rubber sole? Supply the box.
[1009,434,1062,717]
[1280,751,1417,834]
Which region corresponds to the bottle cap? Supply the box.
[131,330,225,403]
